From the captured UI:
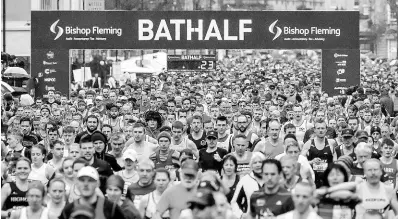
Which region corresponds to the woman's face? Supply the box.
[48,181,65,204]
[15,160,31,180]
[251,158,263,174]
[93,140,105,153]
[327,168,345,186]
[31,147,44,165]
[106,185,122,202]
[27,188,43,209]
[62,159,74,178]
[223,160,236,176]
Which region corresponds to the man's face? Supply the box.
[77,176,97,198]
[364,112,372,123]
[206,136,217,149]
[159,138,170,151]
[364,161,382,185]
[86,118,98,132]
[268,122,280,140]
[172,127,183,141]
[263,163,280,190]
[111,140,124,154]
[216,120,228,134]
[253,110,262,122]
[182,100,191,110]
[133,127,145,142]
[195,106,204,115]
[342,135,354,146]
[48,131,58,142]
[69,145,80,159]
[191,119,202,133]
[381,144,394,158]
[53,143,64,158]
[138,164,154,184]
[381,127,390,139]
[234,138,248,155]
[315,112,325,121]
[314,122,327,138]
[356,151,371,166]
[373,114,382,124]
[293,106,303,120]
[237,116,248,133]
[203,122,214,133]
[285,128,296,135]
[20,121,31,135]
[348,119,358,132]
[167,102,176,113]
[286,145,300,160]
[210,108,219,119]
[80,142,95,161]
[179,112,187,120]
[109,92,117,101]
[292,184,313,214]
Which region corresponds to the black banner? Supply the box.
[31,11,359,50]
[31,49,70,97]
[322,49,360,96]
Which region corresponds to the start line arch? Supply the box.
[31,11,359,97]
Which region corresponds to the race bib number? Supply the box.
[332,206,352,219]
[313,161,328,172]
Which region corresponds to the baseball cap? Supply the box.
[122,149,138,162]
[181,159,199,176]
[371,126,381,135]
[188,189,216,208]
[77,166,99,181]
[206,131,218,139]
[356,130,369,139]
[341,128,354,137]
[95,96,103,101]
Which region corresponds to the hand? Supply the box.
[312,158,321,165]
[214,153,222,162]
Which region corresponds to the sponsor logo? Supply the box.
[44,78,56,82]
[269,20,282,41]
[43,61,58,65]
[50,20,64,40]
[46,51,54,59]
[337,69,345,75]
[334,53,348,58]
[336,78,346,83]
[256,199,266,206]
[45,85,55,90]
[336,60,346,66]
[44,69,56,74]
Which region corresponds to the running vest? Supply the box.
[356,182,391,219]
[381,158,398,188]
[231,152,252,176]
[143,192,170,219]
[292,119,309,143]
[2,182,28,210]
[28,163,49,185]
[188,132,207,151]
[18,207,49,219]
[104,117,122,133]
[170,137,188,152]
[308,138,334,188]
[217,134,233,153]
[335,144,354,159]
[154,149,175,170]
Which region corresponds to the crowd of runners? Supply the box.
[1,53,398,219]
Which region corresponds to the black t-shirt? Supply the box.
[250,187,294,218]
[198,147,228,173]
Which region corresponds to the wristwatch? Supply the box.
[8,211,11,218]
